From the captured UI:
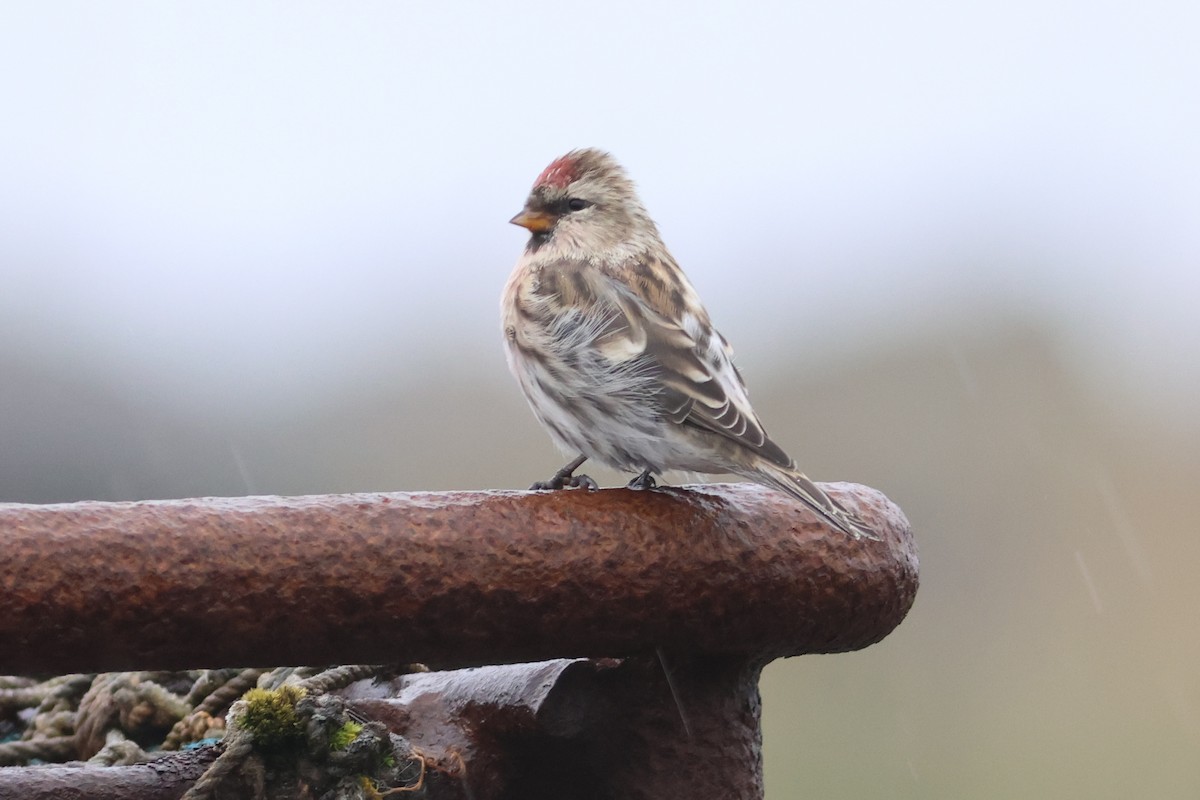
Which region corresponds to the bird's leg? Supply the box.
[530,454,598,491]
[626,469,657,491]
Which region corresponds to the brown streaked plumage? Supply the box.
[501,148,874,539]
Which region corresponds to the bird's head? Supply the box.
[511,149,658,257]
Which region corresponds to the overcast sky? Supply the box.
[2,1,1196,418]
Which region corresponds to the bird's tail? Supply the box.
[744,461,877,540]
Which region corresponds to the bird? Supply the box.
[501,148,874,539]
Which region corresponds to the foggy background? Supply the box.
[2,2,1197,796]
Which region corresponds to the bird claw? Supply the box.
[569,474,599,491]
[626,471,657,491]
[530,473,598,491]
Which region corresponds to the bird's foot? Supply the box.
[530,456,597,491]
[567,473,599,490]
[626,470,658,491]
[531,473,598,491]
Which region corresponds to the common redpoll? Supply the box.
[501,148,874,539]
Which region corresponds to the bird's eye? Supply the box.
[566,198,591,212]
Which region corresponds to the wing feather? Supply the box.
[598,259,793,468]
[527,254,792,468]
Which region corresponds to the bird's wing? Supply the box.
[590,255,793,468]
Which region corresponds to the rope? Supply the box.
[298,663,388,695]
[179,664,426,799]
[0,735,77,766]
[163,668,264,751]
[0,661,434,797]
[198,668,266,714]
[179,732,258,800]
[0,676,37,689]
[184,669,240,706]
[87,731,148,766]
[0,685,54,710]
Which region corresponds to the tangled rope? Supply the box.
[0,673,94,766]
[1,664,430,798]
[162,668,266,751]
[180,664,428,800]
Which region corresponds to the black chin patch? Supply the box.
[527,230,553,253]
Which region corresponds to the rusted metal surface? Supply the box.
[0,483,916,675]
[342,655,767,800]
[0,483,918,799]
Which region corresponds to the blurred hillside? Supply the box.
[752,318,1199,799]
[2,311,1196,796]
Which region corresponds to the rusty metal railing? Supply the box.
[0,482,917,798]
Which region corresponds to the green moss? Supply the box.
[330,720,363,751]
[236,686,307,749]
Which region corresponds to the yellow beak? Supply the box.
[510,209,556,233]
